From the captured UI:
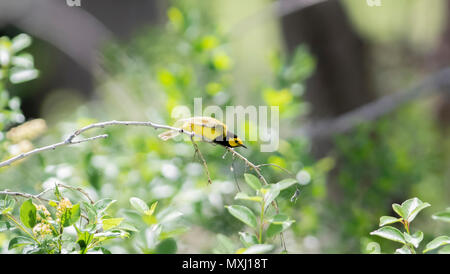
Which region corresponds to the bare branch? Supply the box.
[0,134,108,168]
[0,120,209,169]
[296,67,450,138]
[0,189,51,202]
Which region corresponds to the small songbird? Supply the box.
[158,116,247,148]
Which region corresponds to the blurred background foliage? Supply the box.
[0,0,449,253]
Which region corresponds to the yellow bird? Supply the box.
[158,116,247,148]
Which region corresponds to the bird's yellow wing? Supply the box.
[158,116,227,142]
[181,117,226,142]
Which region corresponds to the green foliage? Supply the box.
[369,198,450,254]
[223,173,298,254]
[0,187,132,254]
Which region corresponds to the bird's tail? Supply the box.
[158,130,180,141]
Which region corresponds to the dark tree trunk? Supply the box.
[280,0,375,155]
[280,0,376,204]
[433,0,450,126]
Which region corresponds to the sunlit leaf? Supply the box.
[266,214,295,238]
[60,203,81,227]
[102,217,123,231]
[403,231,423,248]
[225,205,257,228]
[432,208,450,223]
[392,203,404,219]
[274,178,299,191]
[239,232,258,248]
[263,186,280,211]
[244,173,261,191]
[19,199,37,228]
[379,216,402,227]
[129,197,149,215]
[400,197,430,222]
[395,245,412,254]
[8,236,33,250]
[423,236,450,253]
[234,192,262,203]
[370,226,406,244]
[95,198,116,216]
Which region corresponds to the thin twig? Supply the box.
[190,137,212,185]
[0,134,108,168]
[0,120,210,169]
[56,183,95,205]
[0,190,51,202]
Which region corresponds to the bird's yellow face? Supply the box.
[228,137,247,148]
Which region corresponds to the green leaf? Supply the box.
[266,214,295,238]
[8,236,33,250]
[129,197,149,215]
[370,226,406,244]
[274,178,299,191]
[225,205,257,228]
[404,231,423,248]
[93,247,112,254]
[401,197,430,222]
[19,199,37,228]
[94,198,116,216]
[60,203,81,227]
[116,222,139,232]
[379,216,402,227]
[143,214,158,225]
[239,232,258,247]
[102,217,123,231]
[392,203,404,218]
[94,231,127,239]
[432,208,450,223]
[147,201,158,216]
[244,173,262,191]
[77,231,94,254]
[423,236,450,253]
[156,238,177,254]
[82,201,96,220]
[234,192,263,203]
[395,245,412,254]
[439,245,450,254]
[262,186,280,211]
[48,200,58,207]
[240,244,274,254]
[11,33,32,53]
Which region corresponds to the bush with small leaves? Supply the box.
[369,197,450,254]
[222,173,299,254]
[0,184,134,254]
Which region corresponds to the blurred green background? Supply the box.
[0,0,449,253]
